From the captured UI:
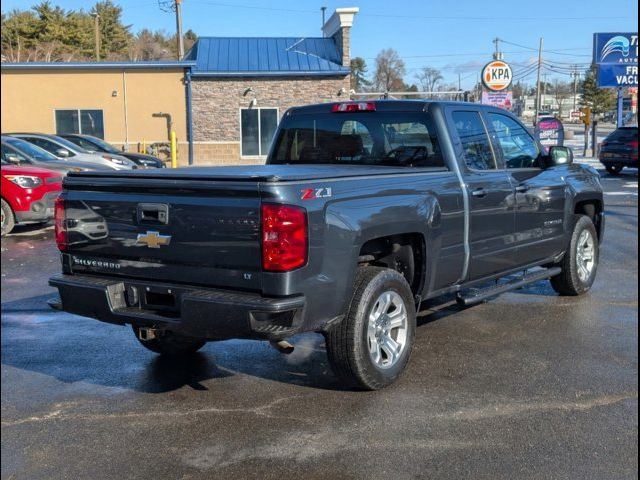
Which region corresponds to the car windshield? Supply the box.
[3,136,59,161]
[271,111,445,168]
[81,136,120,154]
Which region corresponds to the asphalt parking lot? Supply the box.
[1,167,637,480]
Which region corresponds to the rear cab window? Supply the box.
[270,110,446,169]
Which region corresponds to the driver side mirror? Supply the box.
[544,146,573,168]
[56,148,70,158]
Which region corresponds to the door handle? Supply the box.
[515,184,530,193]
[471,188,486,198]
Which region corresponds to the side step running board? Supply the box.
[456,267,562,307]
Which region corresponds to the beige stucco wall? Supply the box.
[1,68,187,148]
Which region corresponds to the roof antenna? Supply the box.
[321,6,327,37]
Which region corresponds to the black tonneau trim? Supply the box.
[64,167,449,188]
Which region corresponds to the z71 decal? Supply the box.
[301,187,332,200]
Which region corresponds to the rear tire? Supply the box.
[325,267,416,390]
[1,199,15,236]
[550,215,599,296]
[605,164,623,175]
[132,326,206,356]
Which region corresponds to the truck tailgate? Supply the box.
[62,177,262,291]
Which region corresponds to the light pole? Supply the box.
[92,12,100,61]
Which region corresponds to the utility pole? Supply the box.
[571,65,579,112]
[175,0,184,59]
[493,37,502,60]
[534,37,543,125]
[92,12,100,61]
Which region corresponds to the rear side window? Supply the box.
[271,111,445,168]
[608,128,638,142]
[452,111,496,170]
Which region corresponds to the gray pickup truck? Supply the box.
[49,101,605,390]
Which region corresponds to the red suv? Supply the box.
[1,160,63,235]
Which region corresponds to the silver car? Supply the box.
[9,133,137,170]
[1,135,112,174]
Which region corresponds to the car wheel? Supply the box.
[132,326,206,356]
[1,199,15,236]
[550,215,599,296]
[605,164,623,175]
[325,266,416,390]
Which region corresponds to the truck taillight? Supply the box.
[54,196,67,252]
[261,204,307,272]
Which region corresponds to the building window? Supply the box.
[55,109,105,139]
[240,108,278,157]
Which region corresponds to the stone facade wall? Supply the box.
[191,75,350,164]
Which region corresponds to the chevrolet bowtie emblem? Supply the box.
[136,231,171,248]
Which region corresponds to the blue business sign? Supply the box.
[594,33,638,87]
[597,64,638,88]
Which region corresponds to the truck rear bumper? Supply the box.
[49,274,306,340]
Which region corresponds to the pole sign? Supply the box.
[481,61,513,91]
[535,117,565,146]
[481,91,513,110]
[593,33,638,88]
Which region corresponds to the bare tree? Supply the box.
[373,48,406,92]
[416,67,443,92]
[553,80,573,118]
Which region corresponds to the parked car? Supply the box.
[1,135,111,174]
[60,134,166,169]
[1,158,63,235]
[7,133,137,170]
[49,100,605,390]
[599,126,638,174]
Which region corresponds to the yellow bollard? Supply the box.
[170,131,177,168]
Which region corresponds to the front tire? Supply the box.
[1,199,15,236]
[325,267,416,390]
[132,326,206,356]
[550,215,599,296]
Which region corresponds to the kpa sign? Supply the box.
[482,61,513,91]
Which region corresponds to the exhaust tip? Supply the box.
[269,340,294,355]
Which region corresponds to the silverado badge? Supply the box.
[136,231,171,248]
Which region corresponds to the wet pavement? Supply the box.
[1,168,637,480]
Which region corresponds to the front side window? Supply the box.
[271,111,444,168]
[1,144,30,164]
[55,109,105,139]
[26,137,75,157]
[241,108,278,157]
[489,113,540,169]
[452,111,496,170]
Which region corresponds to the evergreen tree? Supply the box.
[350,57,371,92]
[580,65,616,115]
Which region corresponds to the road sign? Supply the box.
[481,61,513,91]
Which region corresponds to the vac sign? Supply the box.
[482,61,513,91]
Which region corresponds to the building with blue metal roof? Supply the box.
[0,7,358,166]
